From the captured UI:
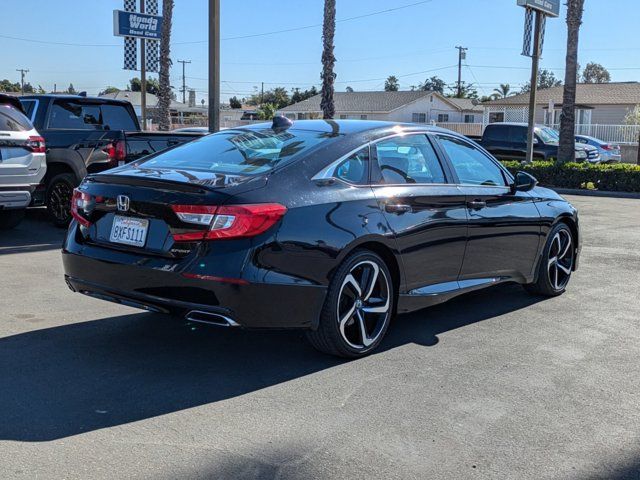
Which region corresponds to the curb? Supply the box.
[552,188,640,199]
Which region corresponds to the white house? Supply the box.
[278,91,483,124]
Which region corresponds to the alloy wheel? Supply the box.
[337,260,390,350]
[547,229,573,290]
[50,181,73,223]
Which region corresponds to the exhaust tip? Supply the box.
[185,310,239,327]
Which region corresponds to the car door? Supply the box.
[371,133,468,293]
[433,133,542,282]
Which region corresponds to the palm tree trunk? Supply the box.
[320,0,336,120]
[558,0,585,163]
[157,0,174,131]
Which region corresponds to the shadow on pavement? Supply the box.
[0,283,541,442]
[0,208,64,255]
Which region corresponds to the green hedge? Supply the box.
[500,160,640,192]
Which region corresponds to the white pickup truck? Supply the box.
[0,94,47,229]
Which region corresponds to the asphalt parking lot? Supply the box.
[1,195,639,480]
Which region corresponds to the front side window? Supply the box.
[437,135,506,187]
[333,147,369,184]
[141,128,343,175]
[375,135,446,185]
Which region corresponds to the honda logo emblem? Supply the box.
[117,195,130,212]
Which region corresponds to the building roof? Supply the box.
[483,82,640,106]
[99,90,202,113]
[280,91,438,113]
[444,97,483,112]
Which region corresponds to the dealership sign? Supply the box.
[113,10,163,40]
[517,0,560,17]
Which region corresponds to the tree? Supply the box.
[129,77,160,95]
[493,83,512,99]
[229,96,242,109]
[447,81,477,99]
[520,69,562,93]
[384,75,399,92]
[100,86,121,96]
[320,0,336,119]
[22,82,35,94]
[559,0,586,164]
[290,86,318,104]
[66,83,77,94]
[257,103,277,120]
[582,62,611,83]
[419,76,446,94]
[624,105,640,125]
[345,86,354,93]
[157,0,174,131]
[0,79,21,92]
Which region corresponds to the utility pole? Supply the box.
[208,0,220,132]
[177,59,191,104]
[139,0,147,130]
[525,12,544,164]
[16,69,29,95]
[455,46,467,98]
[261,82,264,105]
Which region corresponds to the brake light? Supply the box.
[601,144,613,151]
[71,188,92,227]
[171,203,287,241]
[27,136,45,153]
[103,140,126,165]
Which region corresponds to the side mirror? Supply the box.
[533,137,539,145]
[512,171,538,192]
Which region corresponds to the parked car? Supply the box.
[479,122,600,163]
[63,119,580,358]
[172,127,209,134]
[19,94,202,227]
[575,134,621,163]
[0,94,46,229]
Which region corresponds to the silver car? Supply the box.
[575,135,622,163]
[0,95,47,229]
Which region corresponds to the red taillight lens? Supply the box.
[601,144,613,151]
[171,203,287,241]
[27,136,46,154]
[71,188,92,227]
[103,140,127,164]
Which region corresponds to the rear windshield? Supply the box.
[48,100,137,130]
[140,128,343,175]
[0,104,33,132]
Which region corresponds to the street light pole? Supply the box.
[525,11,543,164]
[140,0,147,130]
[208,0,220,133]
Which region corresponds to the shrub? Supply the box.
[500,161,640,192]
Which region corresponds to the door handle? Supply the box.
[467,200,486,210]
[385,204,412,214]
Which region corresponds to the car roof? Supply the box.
[19,94,133,107]
[240,119,455,136]
[485,122,550,128]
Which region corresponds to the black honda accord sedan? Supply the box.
[63,119,580,358]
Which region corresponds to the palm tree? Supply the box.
[559,0,585,163]
[320,0,336,119]
[493,83,511,98]
[157,0,174,131]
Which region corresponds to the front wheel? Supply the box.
[525,223,574,296]
[306,250,394,358]
[46,173,77,228]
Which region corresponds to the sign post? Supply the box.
[519,0,559,163]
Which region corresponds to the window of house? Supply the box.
[488,112,505,123]
[340,115,347,119]
[464,114,475,123]
[412,113,426,123]
[360,114,368,120]
[374,135,446,185]
[436,135,506,187]
[437,114,449,122]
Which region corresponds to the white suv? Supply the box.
[0,94,46,229]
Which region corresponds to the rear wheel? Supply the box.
[306,250,394,358]
[0,209,25,229]
[46,173,76,228]
[525,223,574,296]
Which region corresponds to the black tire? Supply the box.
[306,250,395,358]
[46,173,77,228]
[0,209,25,230]
[524,222,574,297]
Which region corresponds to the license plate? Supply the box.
[109,215,149,247]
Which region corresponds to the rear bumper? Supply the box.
[62,241,327,330]
[0,189,31,209]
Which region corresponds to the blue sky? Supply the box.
[1,0,638,103]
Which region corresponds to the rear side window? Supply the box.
[19,99,37,122]
[141,128,343,175]
[101,104,137,130]
[437,135,506,187]
[333,147,369,184]
[0,104,33,131]
[483,125,506,141]
[375,135,446,185]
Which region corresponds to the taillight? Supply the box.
[27,136,45,153]
[171,203,287,241]
[71,188,93,228]
[103,140,126,165]
[601,144,613,151]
